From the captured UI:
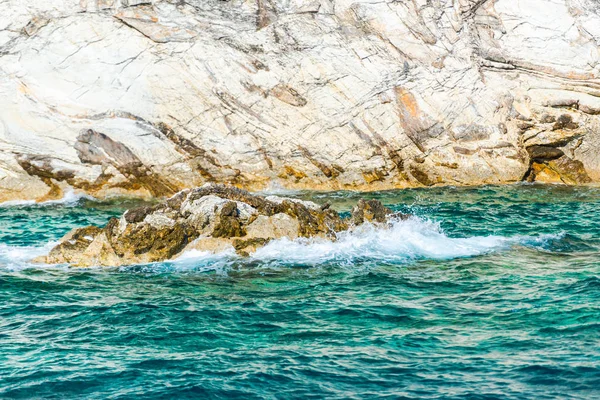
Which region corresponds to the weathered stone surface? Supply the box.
[526,146,565,162]
[2,1,600,203]
[351,199,403,225]
[46,226,103,264]
[245,213,301,240]
[526,156,592,185]
[548,157,593,185]
[40,184,397,266]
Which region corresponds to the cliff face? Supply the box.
[1,0,600,201]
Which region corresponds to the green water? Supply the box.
[0,185,599,399]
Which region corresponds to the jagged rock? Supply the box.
[527,156,592,185]
[527,163,563,184]
[553,115,579,131]
[351,199,402,225]
[41,184,405,267]
[245,214,301,240]
[3,1,600,203]
[44,226,103,264]
[547,157,592,185]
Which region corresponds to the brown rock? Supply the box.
[107,221,196,265]
[526,145,564,161]
[212,201,246,238]
[528,157,592,185]
[351,199,396,225]
[552,114,579,131]
[233,238,271,257]
[548,157,592,184]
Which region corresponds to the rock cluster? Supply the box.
[41,184,400,267]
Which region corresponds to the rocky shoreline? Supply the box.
[2,1,600,203]
[38,184,404,267]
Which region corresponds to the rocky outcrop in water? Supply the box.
[40,184,399,266]
[2,1,600,203]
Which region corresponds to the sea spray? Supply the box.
[155,216,565,271]
[250,216,565,266]
[0,242,58,270]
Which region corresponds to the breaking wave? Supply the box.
[168,216,564,270]
[250,217,564,266]
[0,216,564,271]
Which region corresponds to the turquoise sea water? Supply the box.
[1,185,599,399]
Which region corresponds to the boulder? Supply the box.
[41,184,401,267]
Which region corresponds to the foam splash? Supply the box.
[0,190,95,208]
[0,242,58,270]
[171,216,564,269]
[249,217,564,266]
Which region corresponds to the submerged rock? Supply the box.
[41,184,401,267]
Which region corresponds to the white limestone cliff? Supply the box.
[1,0,599,202]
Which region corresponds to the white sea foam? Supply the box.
[0,190,95,208]
[249,216,563,266]
[0,199,36,208]
[0,242,57,270]
[172,216,563,268]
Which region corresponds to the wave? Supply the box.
[249,217,564,266]
[0,190,95,208]
[0,242,57,270]
[170,216,564,269]
[1,216,564,271]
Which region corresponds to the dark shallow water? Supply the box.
[1,185,599,399]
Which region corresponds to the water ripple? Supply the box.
[1,185,600,399]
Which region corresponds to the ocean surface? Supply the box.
[1,185,599,399]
